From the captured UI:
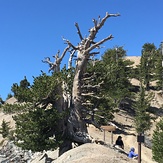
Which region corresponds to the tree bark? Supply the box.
[44,12,120,155]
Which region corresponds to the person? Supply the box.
[128,147,138,159]
[115,136,124,149]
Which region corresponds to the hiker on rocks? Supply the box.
[115,136,124,149]
[128,147,138,159]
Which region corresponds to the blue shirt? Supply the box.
[128,150,138,158]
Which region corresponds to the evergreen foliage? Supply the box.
[83,60,116,125]
[153,43,163,90]
[11,76,31,102]
[140,43,157,90]
[8,70,70,151]
[0,97,4,107]
[0,119,11,138]
[3,103,31,114]
[152,118,163,163]
[101,47,134,105]
[82,47,134,125]
[13,107,63,152]
[133,85,153,133]
[6,93,13,100]
[0,64,73,152]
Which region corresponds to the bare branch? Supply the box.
[86,34,113,53]
[98,15,101,24]
[42,57,52,65]
[43,44,71,72]
[81,81,104,89]
[87,12,120,45]
[75,22,83,41]
[82,99,94,106]
[68,50,76,69]
[81,93,102,99]
[89,52,100,56]
[94,114,104,119]
[82,102,93,106]
[62,37,78,50]
[81,92,95,96]
[92,19,97,27]
[42,57,57,72]
[60,45,71,62]
[91,40,105,50]
[82,76,93,81]
[96,12,120,29]
[82,72,97,81]
[53,50,60,58]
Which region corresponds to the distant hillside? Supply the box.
[125,56,141,68]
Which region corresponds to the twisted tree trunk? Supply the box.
[43,12,120,156]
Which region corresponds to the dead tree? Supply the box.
[43,12,120,155]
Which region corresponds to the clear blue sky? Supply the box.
[0,0,162,100]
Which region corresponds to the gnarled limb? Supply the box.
[62,37,78,50]
[96,12,120,29]
[88,12,120,39]
[89,51,100,56]
[81,81,104,89]
[81,93,103,100]
[68,49,76,69]
[86,34,113,53]
[42,45,71,72]
[75,22,83,41]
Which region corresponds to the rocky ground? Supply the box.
[0,110,158,163]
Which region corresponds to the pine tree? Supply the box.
[101,47,134,105]
[83,60,116,125]
[6,93,13,100]
[11,76,31,102]
[13,107,62,152]
[152,118,163,163]
[82,46,134,125]
[0,119,11,138]
[133,85,153,133]
[11,71,66,151]
[140,43,157,90]
[153,43,163,90]
[0,97,4,107]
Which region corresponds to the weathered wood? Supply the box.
[43,12,120,156]
[101,126,116,143]
[101,125,116,131]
